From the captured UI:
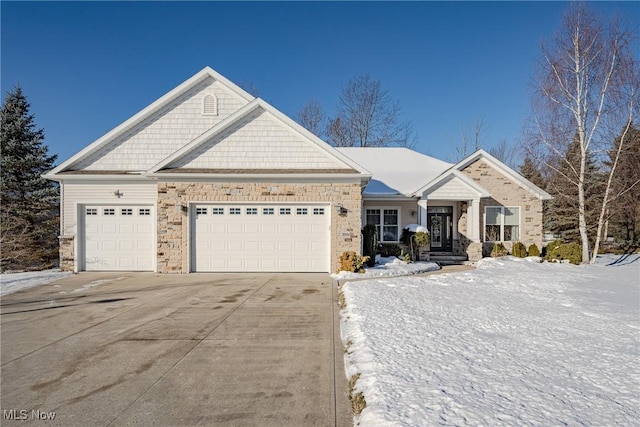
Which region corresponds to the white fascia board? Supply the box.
[148,99,262,172]
[47,67,254,176]
[455,149,552,200]
[147,173,371,183]
[414,169,490,198]
[363,194,419,201]
[43,174,156,182]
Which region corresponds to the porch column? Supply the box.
[417,199,428,226]
[469,198,481,242]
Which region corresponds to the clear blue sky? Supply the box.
[2,1,637,166]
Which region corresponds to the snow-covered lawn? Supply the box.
[0,269,72,297]
[341,255,640,426]
[332,255,441,280]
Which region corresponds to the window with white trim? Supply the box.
[86,208,98,216]
[212,208,224,215]
[263,208,274,215]
[296,208,308,215]
[139,208,150,216]
[196,208,207,215]
[229,208,241,215]
[103,208,115,216]
[246,208,258,215]
[279,208,291,215]
[366,208,399,242]
[313,208,325,215]
[485,206,520,242]
[121,208,133,216]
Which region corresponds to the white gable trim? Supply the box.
[415,170,490,199]
[48,67,254,176]
[455,149,552,200]
[147,97,371,175]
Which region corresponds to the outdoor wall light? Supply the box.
[461,201,468,213]
[113,189,123,198]
[175,202,187,213]
[335,203,347,215]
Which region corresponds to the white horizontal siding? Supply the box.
[428,177,479,199]
[70,77,250,171]
[63,181,157,235]
[173,108,346,170]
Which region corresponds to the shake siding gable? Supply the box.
[170,108,347,170]
[69,77,250,171]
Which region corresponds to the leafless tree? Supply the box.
[525,3,638,263]
[326,74,414,148]
[297,99,327,138]
[488,139,521,170]
[451,117,485,161]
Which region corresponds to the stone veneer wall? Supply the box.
[461,159,544,257]
[157,181,362,273]
[59,235,74,272]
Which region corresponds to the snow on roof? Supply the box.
[337,147,452,196]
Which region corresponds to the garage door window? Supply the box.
[139,208,150,215]
[280,208,291,215]
[196,207,207,215]
[212,208,224,215]
[104,208,115,216]
[86,208,98,216]
[121,208,133,216]
[263,208,274,215]
[246,208,258,215]
[313,208,325,215]
[230,208,241,215]
[297,208,308,215]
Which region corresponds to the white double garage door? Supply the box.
[82,203,330,272]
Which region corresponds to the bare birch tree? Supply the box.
[525,3,638,263]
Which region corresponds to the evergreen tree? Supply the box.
[1,86,59,271]
[520,154,546,189]
[607,123,640,245]
[545,135,604,243]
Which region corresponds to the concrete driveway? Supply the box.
[1,272,351,426]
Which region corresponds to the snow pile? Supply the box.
[403,224,428,233]
[332,255,440,280]
[0,270,72,296]
[341,256,640,426]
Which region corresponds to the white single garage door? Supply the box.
[192,204,330,272]
[83,205,155,271]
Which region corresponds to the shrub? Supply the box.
[543,239,563,259]
[401,229,430,261]
[338,251,370,273]
[378,243,402,258]
[557,242,582,265]
[544,240,582,264]
[362,224,378,267]
[511,242,527,258]
[490,242,508,257]
[528,243,540,257]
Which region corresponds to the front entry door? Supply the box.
[428,211,453,252]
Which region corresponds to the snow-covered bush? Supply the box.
[512,242,527,258]
[338,251,370,273]
[490,242,508,257]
